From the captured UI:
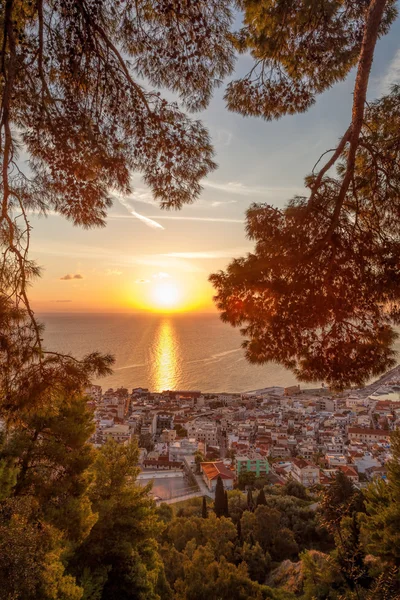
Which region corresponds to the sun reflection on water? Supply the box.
[153,319,178,392]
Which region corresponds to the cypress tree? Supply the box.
[224,490,229,517]
[214,475,225,518]
[256,488,267,506]
[247,489,254,512]
[202,495,208,519]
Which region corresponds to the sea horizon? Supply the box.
[39,312,302,393]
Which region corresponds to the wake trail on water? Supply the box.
[187,348,241,365]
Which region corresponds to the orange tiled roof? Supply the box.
[201,461,234,481]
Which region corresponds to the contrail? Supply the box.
[117,196,165,230]
[130,209,165,230]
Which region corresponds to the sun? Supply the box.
[151,282,181,310]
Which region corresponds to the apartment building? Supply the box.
[235,452,269,478]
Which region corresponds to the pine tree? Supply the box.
[214,476,225,518]
[0,0,235,396]
[210,0,400,390]
[256,488,267,506]
[72,439,164,600]
[336,513,371,594]
[320,471,361,536]
[202,496,208,519]
[362,429,400,564]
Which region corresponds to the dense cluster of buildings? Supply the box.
[85,372,400,491]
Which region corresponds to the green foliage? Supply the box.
[241,541,271,583]
[0,393,98,547]
[172,544,293,600]
[362,429,400,564]
[300,550,341,600]
[238,469,256,490]
[228,489,248,523]
[157,503,174,525]
[335,514,371,593]
[164,513,237,560]
[283,480,308,500]
[72,439,163,600]
[0,498,83,600]
[226,0,396,120]
[319,471,362,535]
[0,434,18,501]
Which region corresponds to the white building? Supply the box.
[291,458,320,487]
[201,461,234,492]
[169,438,199,462]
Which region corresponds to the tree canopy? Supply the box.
[2,1,400,391]
[211,0,400,389]
[0,0,235,408]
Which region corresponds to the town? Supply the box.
[85,366,400,503]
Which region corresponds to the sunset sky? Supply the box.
[30,20,400,314]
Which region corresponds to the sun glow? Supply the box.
[151,282,181,310]
[127,273,213,313]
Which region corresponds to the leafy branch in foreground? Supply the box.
[211,0,400,389]
[0,0,235,401]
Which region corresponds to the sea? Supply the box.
[39,312,301,393]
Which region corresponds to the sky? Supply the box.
[29,17,400,314]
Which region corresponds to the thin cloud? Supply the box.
[53,299,72,303]
[135,279,151,284]
[111,187,156,207]
[106,269,123,276]
[60,273,83,280]
[379,49,400,94]
[202,180,303,197]
[152,272,170,279]
[116,196,164,229]
[214,129,233,147]
[108,214,244,224]
[210,200,237,208]
[131,209,164,229]
[145,215,244,224]
[164,247,252,259]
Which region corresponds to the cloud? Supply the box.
[152,272,170,279]
[139,215,244,224]
[106,269,122,276]
[111,188,156,207]
[135,278,151,284]
[53,299,72,303]
[60,273,83,280]
[116,195,164,229]
[379,49,400,94]
[210,200,237,208]
[202,180,304,197]
[164,247,252,259]
[107,213,244,224]
[131,209,164,229]
[214,129,233,147]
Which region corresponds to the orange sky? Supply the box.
[28,23,400,314]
